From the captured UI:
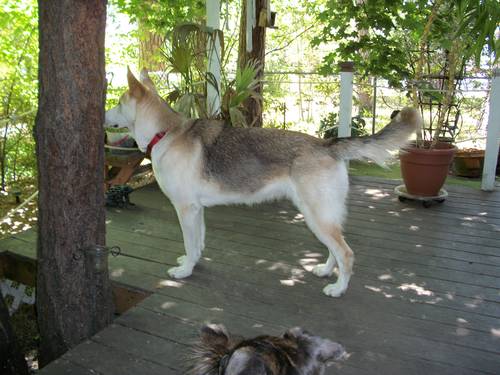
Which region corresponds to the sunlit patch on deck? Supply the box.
[397,283,434,296]
[158,280,183,288]
[111,268,125,277]
[161,301,177,309]
[364,285,394,298]
[363,188,390,200]
[490,328,500,338]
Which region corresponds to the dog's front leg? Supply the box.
[176,206,205,265]
[168,203,203,279]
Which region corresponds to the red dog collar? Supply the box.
[146,131,167,156]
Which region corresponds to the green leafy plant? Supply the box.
[314,0,499,147]
[317,113,368,139]
[160,22,262,126]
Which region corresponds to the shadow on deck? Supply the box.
[3,176,500,374]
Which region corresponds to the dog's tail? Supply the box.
[186,324,235,375]
[326,107,420,165]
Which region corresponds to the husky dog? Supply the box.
[105,68,420,297]
[187,324,346,375]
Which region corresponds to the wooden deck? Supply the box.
[2,176,500,374]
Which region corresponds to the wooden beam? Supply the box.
[206,0,221,117]
[338,62,354,138]
[481,68,500,191]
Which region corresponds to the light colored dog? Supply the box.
[105,68,419,297]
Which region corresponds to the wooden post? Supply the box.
[36,0,113,366]
[206,0,221,117]
[338,62,354,138]
[237,0,267,127]
[481,68,500,191]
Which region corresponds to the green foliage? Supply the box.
[313,0,498,145]
[0,0,38,190]
[318,112,368,139]
[222,60,263,126]
[313,0,499,85]
[111,0,205,35]
[159,22,261,126]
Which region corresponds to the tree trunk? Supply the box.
[0,293,29,375]
[35,0,113,367]
[237,0,267,127]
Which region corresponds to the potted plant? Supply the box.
[399,0,498,197]
[160,23,262,126]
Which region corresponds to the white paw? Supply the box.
[312,263,334,278]
[323,283,347,298]
[176,255,187,265]
[168,263,194,279]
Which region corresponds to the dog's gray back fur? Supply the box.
[185,119,326,192]
[183,107,419,193]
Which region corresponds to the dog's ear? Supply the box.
[315,338,345,362]
[200,324,230,348]
[127,67,146,98]
[282,327,305,340]
[139,68,159,95]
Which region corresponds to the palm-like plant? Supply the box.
[160,23,261,126]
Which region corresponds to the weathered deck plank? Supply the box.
[2,177,498,374]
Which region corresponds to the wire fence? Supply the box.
[261,72,491,146]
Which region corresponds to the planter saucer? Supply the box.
[394,185,448,208]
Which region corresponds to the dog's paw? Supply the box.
[312,263,334,278]
[168,264,194,279]
[176,255,187,265]
[323,283,346,298]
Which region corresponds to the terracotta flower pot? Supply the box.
[399,142,456,197]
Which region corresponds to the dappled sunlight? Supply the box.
[491,328,500,338]
[464,296,484,309]
[157,280,183,288]
[267,261,291,272]
[462,215,487,222]
[299,257,319,272]
[133,228,153,235]
[409,225,420,231]
[364,285,394,298]
[161,301,177,310]
[363,188,390,200]
[398,283,434,296]
[285,212,304,224]
[279,277,305,286]
[111,268,125,277]
[377,273,393,281]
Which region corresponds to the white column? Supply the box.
[481,68,500,191]
[206,0,221,117]
[338,62,354,138]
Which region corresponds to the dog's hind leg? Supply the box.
[291,160,353,297]
[299,205,354,297]
[169,203,203,279]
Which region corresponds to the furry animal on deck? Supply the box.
[104,68,420,297]
[187,324,346,375]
